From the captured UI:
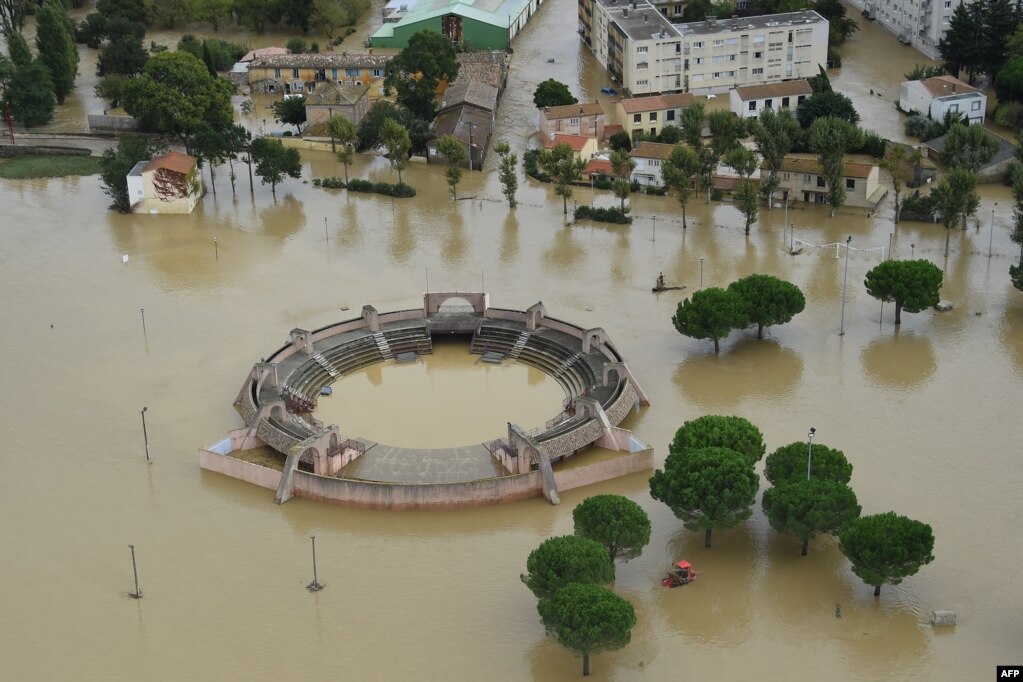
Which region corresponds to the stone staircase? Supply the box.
[509,331,531,359]
[373,332,393,360]
[313,353,339,378]
[553,352,583,378]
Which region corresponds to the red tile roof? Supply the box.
[770,153,877,179]
[584,159,613,176]
[542,101,605,120]
[629,141,674,161]
[544,134,591,152]
[619,93,696,113]
[145,151,196,175]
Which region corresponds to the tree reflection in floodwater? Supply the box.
[860,332,938,390]
[674,338,804,409]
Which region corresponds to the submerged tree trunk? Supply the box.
[873,584,882,597]
[895,300,903,325]
[562,194,568,215]
[757,323,764,340]
[582,653,590,676]
[228,158,236,196]
[704,527,713,547]
[271,180,277,200]
[209,163,217,197]
[893,190,901,224]
[682,201,688,229]
[712,338,720,354]
[944,226,951,257]
[801,538,809,556]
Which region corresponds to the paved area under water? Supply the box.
[1,2,1021,681]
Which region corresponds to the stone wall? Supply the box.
[256,419,301,453]
[238,380,258,423]
[199,448,282,490]
[605,380,638,426]
[540,419,604,460]
[553,449,654,492]
[293,470,543,509]
[0,144,91,157]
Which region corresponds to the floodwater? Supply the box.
[1,2,1022,681]
[315,339,565,448]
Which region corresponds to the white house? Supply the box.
[127,151,203,214]
[629,141,674,185]
[730,79,812,119]
[899,75,986,125]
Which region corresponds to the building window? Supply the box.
[712,72,721,79]
[712,39,724,46]
[752,67,763,75]
[571,117,580,125]
[846,178,855,190]
[345,68,359,77]
[634,113,642,123]
[765,98,773,108]
[753,35,765,44]
[694,57,704,65]
[691,74,704,82]
[804,174,811,183]
[816,176,826,188]
[712,55,725,64]
[332,68,338,79]
[666,110,675,121]
[636,79,649,85]
[754,51,763,59]
[748,101,756,111]
[372,68,383,77]
[649,112,657,121]
[949,103,958,113]
[292,68,299,79]
[798,95,806,104]
[726,70,735,77]
[782,96,790,107]
[972,100,981,111]
[692,41,703,48]
[274,67,281,78]
[637,61,648,69]
[637,46,648,53]
[728,54,737,61]
[944,0,950,6]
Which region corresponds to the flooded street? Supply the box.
[1,1,1022,680]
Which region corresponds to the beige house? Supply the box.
[730,79,812,119]
[616,93,695,140]
[127,151,202,214]
[629,141,674,185]
[539,102,606,141]
[543,133,599,162]
[247,53,393,99]
[770,153,885,209]
[304,82,371,126]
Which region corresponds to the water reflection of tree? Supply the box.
[390,204,416,263]
[860,332,937,389]
[336,200,362,251]
[543,226,584,271]
[674,339,804,409]
[657,525,755,646]
[500,213,520,263]
[258,194,305,242]
[999,303,1023,374]
[443,209,467,266]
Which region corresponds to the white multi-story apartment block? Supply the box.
[846,0,966,59]
[579,1,829,96]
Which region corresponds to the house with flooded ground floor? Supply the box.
[769,154,885,209]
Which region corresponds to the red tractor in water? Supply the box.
[662,560,697,588]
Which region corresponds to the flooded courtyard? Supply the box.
[1,1,1021,680]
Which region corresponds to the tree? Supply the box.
[383,30,458,121]
[250,136,302,199]
[671,287,748,353]
[533,78,577,108]
[839,512,935,597]
[996,57,1023,103]
[940,123,998,173]
[272,95,307,134]
[189,0,233,30]
[1010,162,1023,290]
[649,446,759,548]
[4,61,56,126]
[327,115,357,185]
[977,0,1016,77]
[35,0,79,104]
[280,0,315,33]
[537,584,635,677]
[435,134,466,199]
[764,441,852,486]
[809,117,863,217]
[193,122,228,197]
[797,90,860,128]
[0,54,13,90]
[680,102,715,201]
[752,109,800,207]
[312,0,346,38]
[572,495,651,564]
[7,30,31,67]
[97,33,148,76]
[233,0,279,32]
[521,535,615,600]
[903,64,947,81]
[667,415,766,465]
[762,479,860,556]
[863,259,943,325]
[813,0,859,45]
[537,142,585,215]
[724,145,758,234]
[96,0,149,25]
[608,130,631,152]
[661,142,700,228]
[931,167,979,256]
[100,134,162,212]
[727,274,805,339]
[149,0,191,28]
[221,123,251,196]
[609,149,634,212]
[939,2,983,82]
[379,118,411,184]
[0,0,30,38]
[708,110,744,166]
[495,141,518,208]
[122,51,233,151]
[879,144,921,224]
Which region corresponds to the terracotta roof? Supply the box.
[585,158,614,176]
[145,151,196,175]
[544,134,592,152]
[542,101,605,120]
[771,153,877,179]
[305,81,369,106]
[250,53,393,69]
[629,141,674,161]
[920,75,978,98]
[733,79,813,101]
[240,47,288,63]
[619,93,696,113]
[439,79,499,113]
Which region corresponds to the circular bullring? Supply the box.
[208,293,652,509]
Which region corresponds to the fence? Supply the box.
[87,114,138,132]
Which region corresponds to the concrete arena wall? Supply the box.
[293,470,544,509]
[553,449,655,492]
[199,449,282,490]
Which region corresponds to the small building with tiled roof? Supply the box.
[629,141,675,186]
[127,151,202,214]
[584,158,614,179]
[539,101,606,141]
[543,133,598,161]
[616,93,695,139]
[427,105,495,170]
[452,51,508,91]
[768,153,885,209]
[438,79,499,115]
[304,82,370,126]
[248,52,393,98]
[899,74,986,125]
[730,79,812,119]
[240,46,289,63]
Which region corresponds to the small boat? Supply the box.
[320,386,333,396]
[662,560,697,588]
[652,285,686,293]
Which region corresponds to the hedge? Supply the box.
[346,178,416,197]
[574,205,632,224]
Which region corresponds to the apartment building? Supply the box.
[579,2,829,96]
[846,0,966,60]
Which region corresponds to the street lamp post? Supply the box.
[467,123,475,172]
[140,407,150,462]
[328,107,335,153]
[306,535,324,592]
[988,203,997,258]
[839,235,852,336]
[128,544,142,599]
[700,257,704,288]
[806,427,816,480]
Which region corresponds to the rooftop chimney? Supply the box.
[644,12,648,21]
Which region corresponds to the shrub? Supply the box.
[315,176,346,189]
[523,149,551,182]
[630,179,640,192]
[905,115,941,141]
[899,190,940,222]
[711,188,724,201]
[286,37,308,54]
[346,178,415,197]
[994,102,1023,129]
[594,176,613,190]
[574,205,632,224]
[644,185,666,195]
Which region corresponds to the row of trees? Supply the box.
[522,495,648,676]
[673,274,805,352]
[650,415,935,596]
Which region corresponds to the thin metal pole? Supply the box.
[141,407,150,462]
[911,243,915,259]
[790,223,794,252]
[140,307,146,335]
[214,237,219,261]
[129,544,142,598]
[988,205,997,258]
[806,428,815,480]
[839,236,851,336]
[700,258,704,288]
[426,268,429,293]
[888,232,893,260]
[651,215,656,242]
[324,217,328,243]
[307,535,324,592]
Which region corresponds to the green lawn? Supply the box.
[0,155,104,179]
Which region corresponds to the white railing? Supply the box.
[792,239,886,260]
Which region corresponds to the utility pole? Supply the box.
[306,536,324,592]
[128,545,142,599]
[839,236,852,336]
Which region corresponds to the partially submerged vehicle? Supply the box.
[662,560,697,588]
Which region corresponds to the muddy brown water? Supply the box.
[1,2,1021,680]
